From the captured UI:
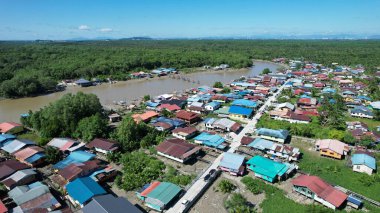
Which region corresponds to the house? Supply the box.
[292,175,348,210]
[205,102,221,111]
[156,138,201,163]
[214,107,230,117]
[246,156,294,183]
[211,95,229,103]
[146,101,160,110]
[108,113,122,122]
[231,99,257,108]
[276,102,295,111]
[347,195,363,209]
[256,128,289,143]
[350,106,374,119]
[157,104,181,112]
[136,181,181,211]
[247,138,300,162]
[194,132,227,149]
[240,136,254,146]
[153,122,174,132]
[1,139,35,154]
[228,105,253,119]
[315,139,349,160]
[346,121,369,132]
[86,138,119,154]
[0,160,29,180]
[2,169,37,190]
[175,110,200,124]
[83,194,142,213]
[75,78,93,87]
[207,118,242,133]
[132,111,159,123]
[297,97,317,109]
[66,177,107,207]
[0,122,23,134]
[172,126,198,140]
[88,165,117,183]
[0,134,16,147]
[13,146,45,167]
[160,99,187,109]
[370,101,380,110]
[351,153,376,175]
[8,182,61,212]
[47,138,85,152]
[54,151,95,170]
[218,153,245,176]
[151,117,186,128]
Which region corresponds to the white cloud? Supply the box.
[78,25,90,30]
[99,28,113,32]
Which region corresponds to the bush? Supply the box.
[218,179,236,193]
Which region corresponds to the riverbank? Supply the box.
[0,60,282,122]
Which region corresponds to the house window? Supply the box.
[356,165,360,169]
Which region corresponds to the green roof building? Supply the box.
[246,156,289,183]
[136,181,182,211]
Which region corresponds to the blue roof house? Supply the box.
[0,134,16,147]
[54,151,95,170]
[194,132,226,150]
[231,99,257,108]
[351,153,376,175]
[246,156,290,183]
[228,106,253,120]
[247,138,275,151]
[218,153,245,176]
[66,177,107,207]
[205,102,221,111]
[256,128,289,143]
[350,106,374,119]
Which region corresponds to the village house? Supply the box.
[228,105,253,120]
[205,101,221,111]
[132,111,159,123]
[351,153,376,175]
[66,177,107,207]
[87,138,119,154]
[350,106,374,119]
[0,134,16,147]
[218,152,245,176]
[194,132,227,150]
[136,181,182,211]
[297,97,317,109]
[292,175,348,210]
[0,160,29,181]
[1,139,35,154]
[0,122,23,134]
[156,138,201,163]
[47,138,85,153]
[83,194,142,213]
[172,126,198,140]
[315,139,349,160]
[256,128,289,143]
[187,102,205,114]
[2,168,37,190]
[246,156,295,183]
[8,181,61,212]
[153,122,174,132]
[247,138,300,162]
[204,118,242,133]
[54,151,95,170]
[13,146,45,167]
[151,117,186,128]
[175,110,201,124]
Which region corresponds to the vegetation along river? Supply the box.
[0,61,281,122]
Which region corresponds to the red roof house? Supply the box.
[156,139,201,163]
[176,110,200,124]
[0,122,23,134]
[86,138,119,154]
[292,175,348,210]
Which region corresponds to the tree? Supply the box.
[360,136,374,148]
[317,94,346,130]
[218,179,236,193]
[261,68,271,75]
[221,87,231,94]
[213,81,224,88]
[161,109,174,118]
[25,92,103,138]
[74,114,109,142]
[143,95,151,101]
[343,132,356,145]
[45,146,62,164]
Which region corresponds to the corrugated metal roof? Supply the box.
[83,194,142,213]
[66,177,106,205]
[231,99,257,108]
[219,153,245,171]
[228,106,253,116]
[246,156,288,178]
[256,128,289,140]
[54,151,95,169]
[1,139,35,154]
[351,154,376,170]
[247,138,274,150]
[145,182,181,205]
[9,182,50,205]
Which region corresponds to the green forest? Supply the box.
[1,40,380,97]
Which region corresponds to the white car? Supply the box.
[182,199,190,206]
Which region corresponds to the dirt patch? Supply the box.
[190,173,265,213]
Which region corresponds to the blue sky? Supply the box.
[1,0,380,40]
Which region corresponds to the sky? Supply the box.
[1,0,380,40]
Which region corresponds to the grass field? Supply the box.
[291,139,380,203]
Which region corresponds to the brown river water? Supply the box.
[0,61,281,122]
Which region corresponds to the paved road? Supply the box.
[167,79,291,213]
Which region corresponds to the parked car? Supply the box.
[209,169,216,176]
[181,199,190,206]
[204,174,211,182]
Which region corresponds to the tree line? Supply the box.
[1,40,380,97]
